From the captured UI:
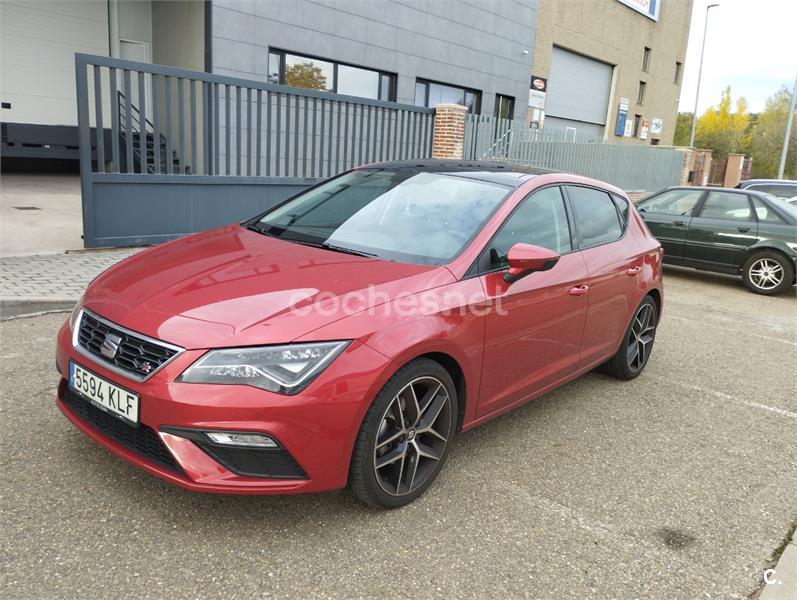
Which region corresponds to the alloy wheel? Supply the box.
[373,376,452,496]
[627,303,656,372]
[748,258,784,291]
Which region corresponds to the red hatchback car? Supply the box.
[56,161,663,507]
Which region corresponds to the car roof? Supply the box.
[359,160,556,187]
[739,179,797,185]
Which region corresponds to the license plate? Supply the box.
[69,361,139,425]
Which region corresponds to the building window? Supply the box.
[633,114,642,137]
[268,49,396,101]
[495,94,515,120]
[674,61,682,84]
[642,47,651,72]
[414,79,481,114]
[637,81,647,105]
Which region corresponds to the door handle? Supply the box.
[626,266,642,276]
[672,220,686,226]
[569,284,589,296]
[737,226,750,233]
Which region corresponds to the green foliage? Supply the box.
[748,86,797,179]
[693,86,750,160]
[673,112,693,146]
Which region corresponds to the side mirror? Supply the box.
[503,243,561,283]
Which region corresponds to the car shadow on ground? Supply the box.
[57,372,590,527]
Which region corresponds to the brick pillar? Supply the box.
[724,153,745,187]
[431,103,467,159]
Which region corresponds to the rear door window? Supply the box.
[566,186,623,248]
[698,192,753,221]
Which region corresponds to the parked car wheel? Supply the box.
[349,359,457,508]
[600,296,658,380]
[742,251,794,295]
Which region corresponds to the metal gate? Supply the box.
[75,53,434,248]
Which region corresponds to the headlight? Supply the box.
[69,295,84,330]
[178,341,351,394]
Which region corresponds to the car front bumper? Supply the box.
[55,320,391,495]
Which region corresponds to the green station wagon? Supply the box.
[637,187,797,295]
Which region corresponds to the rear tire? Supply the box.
[742,251,794,296]
[601,295,658,380]
[348,358,457,508]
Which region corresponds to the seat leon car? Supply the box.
[56,160,663,508]
[637,186,797,295]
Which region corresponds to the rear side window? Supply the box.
[751,197,786,224]
[699,192,753,221]
[612,195,630,228]
[566,186,623,248]
[482,186,572,271]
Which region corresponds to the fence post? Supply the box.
[431,103,467,159]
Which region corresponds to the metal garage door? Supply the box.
[545,47,613,139]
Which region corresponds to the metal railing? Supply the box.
[76,53,435,179]
[465,115,683,192]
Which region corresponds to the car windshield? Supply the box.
[250,168,512,265]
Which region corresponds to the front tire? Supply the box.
[348,359,457,508]
[601,295,658,380]
[742,251,794,295]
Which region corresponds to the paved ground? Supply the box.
[0,250,139,306]
[0,174,84,257]
[1,268,795,599]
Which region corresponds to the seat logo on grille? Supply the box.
[100,333,123,360]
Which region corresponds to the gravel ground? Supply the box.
[1,267,795,599]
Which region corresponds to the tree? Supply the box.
[673,112,693,146]
[748,86,797,179]
[284,62,329,91]
[693,86,750,160]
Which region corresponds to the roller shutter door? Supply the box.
[545,47,613,138]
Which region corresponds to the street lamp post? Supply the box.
[689,3,719,148]
[777,73,797,179]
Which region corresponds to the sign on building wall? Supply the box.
[616,0,660,21]
[651,118,663,135]
[640,118,651,140]
[623,119,634,137]
[615,97,629,136]
[528,75,547,109]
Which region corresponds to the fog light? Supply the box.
[204,431,278,448]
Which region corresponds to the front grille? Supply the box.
[77,311,179,379]
[62,385,185,476]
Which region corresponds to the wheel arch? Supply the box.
[416,351,467,433]
[738,241,796,274]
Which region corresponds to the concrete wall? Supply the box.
[531,0,693,145]
[0,0,109,126]
[209,0,537,120]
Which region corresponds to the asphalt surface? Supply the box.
[1,267,795,599]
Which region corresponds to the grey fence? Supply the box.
[75,53,434,247]
[464,115,682,193]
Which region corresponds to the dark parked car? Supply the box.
[637,186,797,295]
[736,179,797,200]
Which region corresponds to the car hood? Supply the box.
[84,225,454,349]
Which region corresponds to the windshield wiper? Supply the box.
[321,242,379,258]
[246,222,275,236]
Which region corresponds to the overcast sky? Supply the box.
[678,0,797,115]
